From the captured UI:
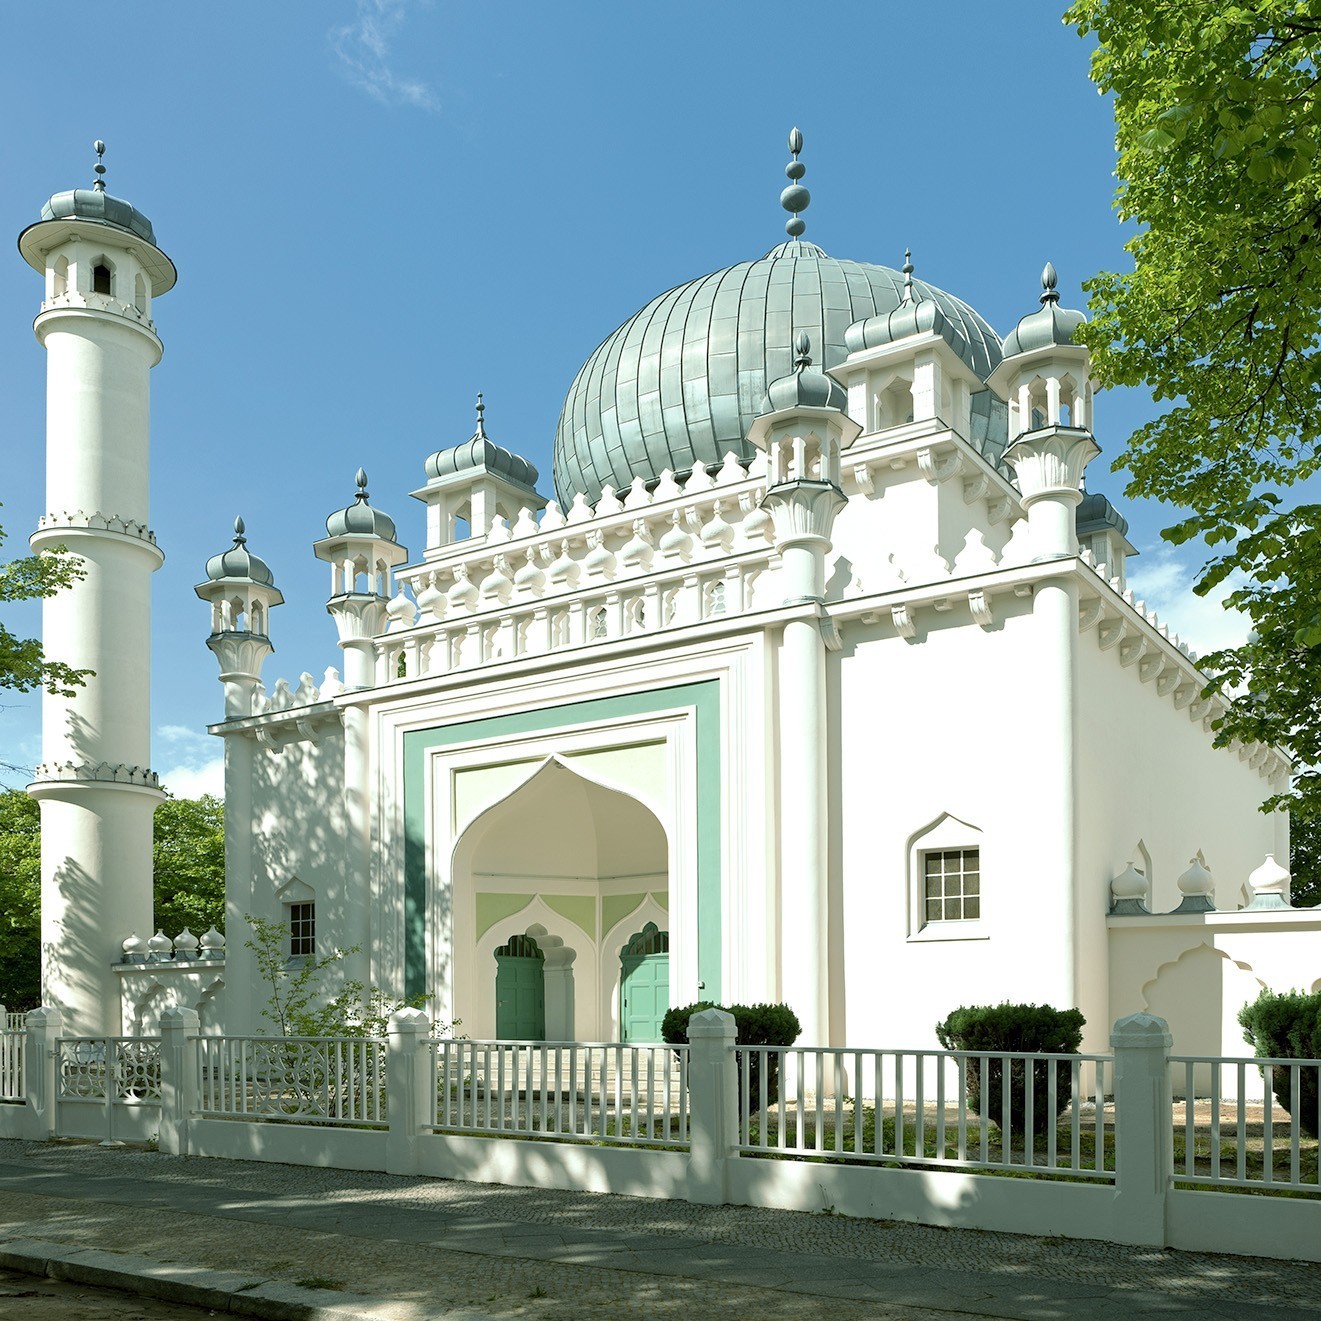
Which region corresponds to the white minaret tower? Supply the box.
[19,143,177,1034]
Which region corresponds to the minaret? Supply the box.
[19,143,177,1034]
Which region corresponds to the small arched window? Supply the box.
[134,274,147,315]
[53,256,69,298]
[592,607,608,639]
[93,263,112,295]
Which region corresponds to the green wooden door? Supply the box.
[619,923,670,1042]
[495,933,546,1040]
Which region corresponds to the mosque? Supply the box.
[20,136,1319,1060]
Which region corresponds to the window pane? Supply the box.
[965,897,980,920]
[944,898,960,920]
[965,875,980,896]
[926,898,942,921]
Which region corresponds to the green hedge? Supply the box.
[662,1001,801,1106]
[1238,989,1321,1139]
[935,1003,1085,1138]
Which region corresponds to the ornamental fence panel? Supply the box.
[1170,1054,1321,1194]
[0,1031,23,1101]
[737,1046,1114,1180]
[54,1036,161,1142]
[428,1038,690,1148]
[194,1035,388,1127]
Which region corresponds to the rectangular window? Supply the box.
[923,849,980,923]
[289,902,315,959]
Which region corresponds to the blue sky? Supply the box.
[0,1,1248,795]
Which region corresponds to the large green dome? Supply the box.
[551,240,1004,505]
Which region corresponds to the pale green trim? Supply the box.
[543,893,597,941]
[601,893,647,943]
[475,892,535,939]
[649,889,669,912]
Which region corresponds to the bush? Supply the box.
[935,1003,1085,1139]
[1238,989,1321,1139]
[662,1001,801,1106]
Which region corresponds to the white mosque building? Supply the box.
[20,136,1320,1058]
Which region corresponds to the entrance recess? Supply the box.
[620,922,670,1042]
[495,933,546,1040]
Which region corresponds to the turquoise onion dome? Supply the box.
[425,395,539,488]
[325,469,399,541]
[1001,263,1086,358]
[760,333,848,414]
[205,517,275,586]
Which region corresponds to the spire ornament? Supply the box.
[780,126,811,238]
[1040,261,1060,305]
[354,467,370,502]
[93,139,107,192]
[232,516,246,545]
[475,392,487,438]
[901,249,915,304]
[794,330,812,371]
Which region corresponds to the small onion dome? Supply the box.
[759,333,848,415]
[424,394,539,488]
[1246,854,1291,909]
[1076,491,1130,538]
[843,251,980,374]
[39,187,156,245]
[199,925,226,956]
[121,932,149,963]
[1000,263,1086,358]
[173,927,200,958]
[205,516,277,586]
[147,930,174,960]
[325,468,399,541]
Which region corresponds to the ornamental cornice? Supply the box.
[30,760,160,788]
[34,510,157,545]
[35,291,161,342]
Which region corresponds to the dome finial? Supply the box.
[1040,261,1060,306]
[354,467,369,503]
[794,331,812,371]
[233,515,246,544]
[475,392,487,438]
[901,248,915,304]
[781,126,810,239]
[93,139,107,192]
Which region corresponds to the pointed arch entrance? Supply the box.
[455,758,669,1040]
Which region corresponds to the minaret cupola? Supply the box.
[195,517,285,719]
[415,395,544,551]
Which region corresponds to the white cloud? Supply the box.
[1126,545,1252,657]
[330,0,439,111]
[155,723,224,799]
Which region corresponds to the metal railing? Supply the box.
[1171,1055,1320,1194]
[737,1046,1114,1180]
[0,1031,24,1101]
[57,1037,162,1103]
[428,1039,690,1148]
[195,1035,388,1127]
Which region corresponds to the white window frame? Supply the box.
[907,813,988,942]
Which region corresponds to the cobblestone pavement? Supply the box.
[0,1266,222,1320]
[0,1138,1317,1320]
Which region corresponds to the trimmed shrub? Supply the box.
[1237,989,1321,1139]
[662,1001,801,1106]
[935,1003,1085,1139]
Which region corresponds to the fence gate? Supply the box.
[495,934,546,1040]
[620,923,670,1042]
[54,1037,162,1142]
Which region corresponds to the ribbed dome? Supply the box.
[40,188,156,245]
[1001,263,1086,358]
[325,469,399,541]
[761,333,849,414]
[424,397,539,489]
[552,240,1003,504]
[205,518,275,586]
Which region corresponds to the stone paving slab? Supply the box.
[0,1139,1317,1320]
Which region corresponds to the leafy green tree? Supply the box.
[0,513,89,696]
[1064,2,1321,824]
[0,789,41,1010]
[152,794,225,937]
[1289,809,1321,907]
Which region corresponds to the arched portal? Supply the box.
[454,759,669,1040]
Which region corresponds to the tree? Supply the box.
[1065,2,1321,842]
[0,790,226,1010]
[0,512,89,696]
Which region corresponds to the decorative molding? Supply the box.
[987,496,1014,525]
[916,447,964,485]
[967,589,994,629]
[891,604,917,640]
[1118,634,1147,669]
[1097,617,1127,651]
[1078,600,1105,633]
[31,760,159,788]
[961,472,989,504]
[852,463,875,496]
[35,509,156,545]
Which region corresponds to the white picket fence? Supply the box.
[0,1010,1316,1263]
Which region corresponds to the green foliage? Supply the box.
[935,1003,1085,1138]
[0,789,41,1010]
[662,1000,801,1106]
[153,795,225,937]
[244,913,431,1037]
[1064,1,1321,815]
[0,511,90,696]
[1290,810,1321,907]
[1238,988,1321,1137]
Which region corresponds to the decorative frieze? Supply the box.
[31,760,159,788]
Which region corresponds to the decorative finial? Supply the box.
[93,140,107,192]
[233,516,246,544]
[793,331,812,371]
[781,126,810,239]
[354,467,369,502]
[475,392,486,438]
[1040,261,1060,305]
[901,248,915,304]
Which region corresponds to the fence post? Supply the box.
[386,1007,432,1176]
[1110,1011,1172,1248]
[158,1007,200,1156]
[686,1007,738,1205]
[25,1006,62,1139]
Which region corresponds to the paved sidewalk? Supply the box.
[0,1138,1317,1320]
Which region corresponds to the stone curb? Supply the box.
[0,1237,493,1320]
